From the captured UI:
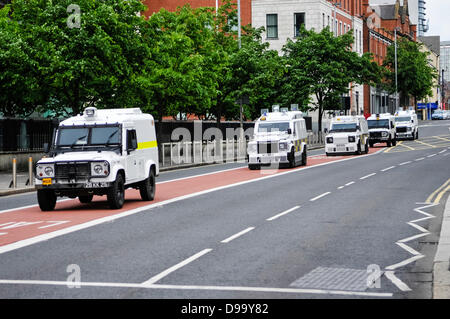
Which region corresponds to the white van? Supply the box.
[35,107,159,211]
[367,113,397,147]
[394,110,419,140]
[325,115,369,155]
[247,110,308,169]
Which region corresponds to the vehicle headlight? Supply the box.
[382,132,389,137]
[36,163,55,179]
[348,136,356,143]
[407,127,412,131]
[326,137,333,144]
[91,161,110,177]
[279,142,288,151]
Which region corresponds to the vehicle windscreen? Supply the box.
[257,122,290,133]
[329,123,357,132]
[368,119,389,129]
[56,126,121,148]
[395,116,411,122]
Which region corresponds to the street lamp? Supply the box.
[394,27,400,112]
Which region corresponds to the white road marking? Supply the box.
[0,279,393,297]
[345,181,355,186]
[384,271,411,292]
[266,206,300,221]
[427,154,437,158]
[360,173,376,180]
[0,148,386,255]
[439,150,446,154]
[399,161,412,166]
[415,157,425,161]
[337,186,345,190]
[141,249,213,286]
[221,227,255,243]
[309,192,331,202]
[385,255,424,270]
[381,166,395,172]
[0,198,72,215]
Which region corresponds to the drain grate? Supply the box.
[290,267,370,292]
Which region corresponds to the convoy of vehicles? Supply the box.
[33,106,433,212]
[324,115,369,156]
[247,109,308,170]
[432,110,450,120]
[394,110,419,140]
[35,107,159,211]
[367,113,397,147]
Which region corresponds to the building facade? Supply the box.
[252,0,365,129]
[362,0,417,115]
[143,0,252,26]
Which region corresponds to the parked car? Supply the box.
[432,110,446,120]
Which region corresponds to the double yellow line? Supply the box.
[426,178,450,204]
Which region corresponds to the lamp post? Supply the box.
[394,27,400,112]
[442,69,446,110]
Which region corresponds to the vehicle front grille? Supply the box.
[55,162,90,180]
[257,142,278,154]
[333,137,348,145]
[396,127,407,133]
[370,132,383,138]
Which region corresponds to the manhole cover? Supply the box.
[290,267,370,291]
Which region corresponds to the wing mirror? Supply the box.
[43,143,50,153]
[287,128,292,134]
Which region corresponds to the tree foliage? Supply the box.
[383,37,438,107]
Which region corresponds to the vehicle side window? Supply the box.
[127,129,138,151]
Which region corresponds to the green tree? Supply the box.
[383,37,437,108]
[0,5,48,117]
[282,27,381,131]
[5,0,153,116]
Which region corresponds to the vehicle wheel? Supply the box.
[364,143,369,154]
[356,142,362,155]
[37,189,57,212]
[416,131,419,139]
[288,148,296,168]
[369,141,374,148]
[107,173,125,209]
[140,168,156,201]
[302,147,307,166]
[392,139,397,146]
[79,194,93,204]
[387,139,392,147]
[248,164,260,170]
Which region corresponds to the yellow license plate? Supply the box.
[42,178,52,185]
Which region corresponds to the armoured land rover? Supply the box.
[367,113,397,147]
[325,115,369,156]
[394,110,419,140]
[35,107,159,211]
[247,109,308,169]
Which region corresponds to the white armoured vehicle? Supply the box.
[35,107,159,211]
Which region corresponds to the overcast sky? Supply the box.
[426,0,450,41]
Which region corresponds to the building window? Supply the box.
[294,13,305,37]
[266,14,278,39]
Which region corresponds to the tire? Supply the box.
[140,167,156,201]
[392,139,397,146]
[387,139,392,147]
[248,164,260,170]
[356,142,362,155]
[364,143,369,154]
[369,141,374,148]
[107,173,125,209]
[79,194,93,204]
[302,147,307,166]
[416,130,419,139]
[288,148,296,168]
[37,189,57,212]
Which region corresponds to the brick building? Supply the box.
[143,0,252,26]
[361,0,417,115]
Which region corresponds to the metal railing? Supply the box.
[159,132,325,168]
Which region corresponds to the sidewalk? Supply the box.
[433,195,450,298]
[0,171,35,196]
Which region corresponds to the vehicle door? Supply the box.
[125,129,139,184]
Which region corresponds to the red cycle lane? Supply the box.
[0,149,381,249]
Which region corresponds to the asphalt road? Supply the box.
[0,120,449,299]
